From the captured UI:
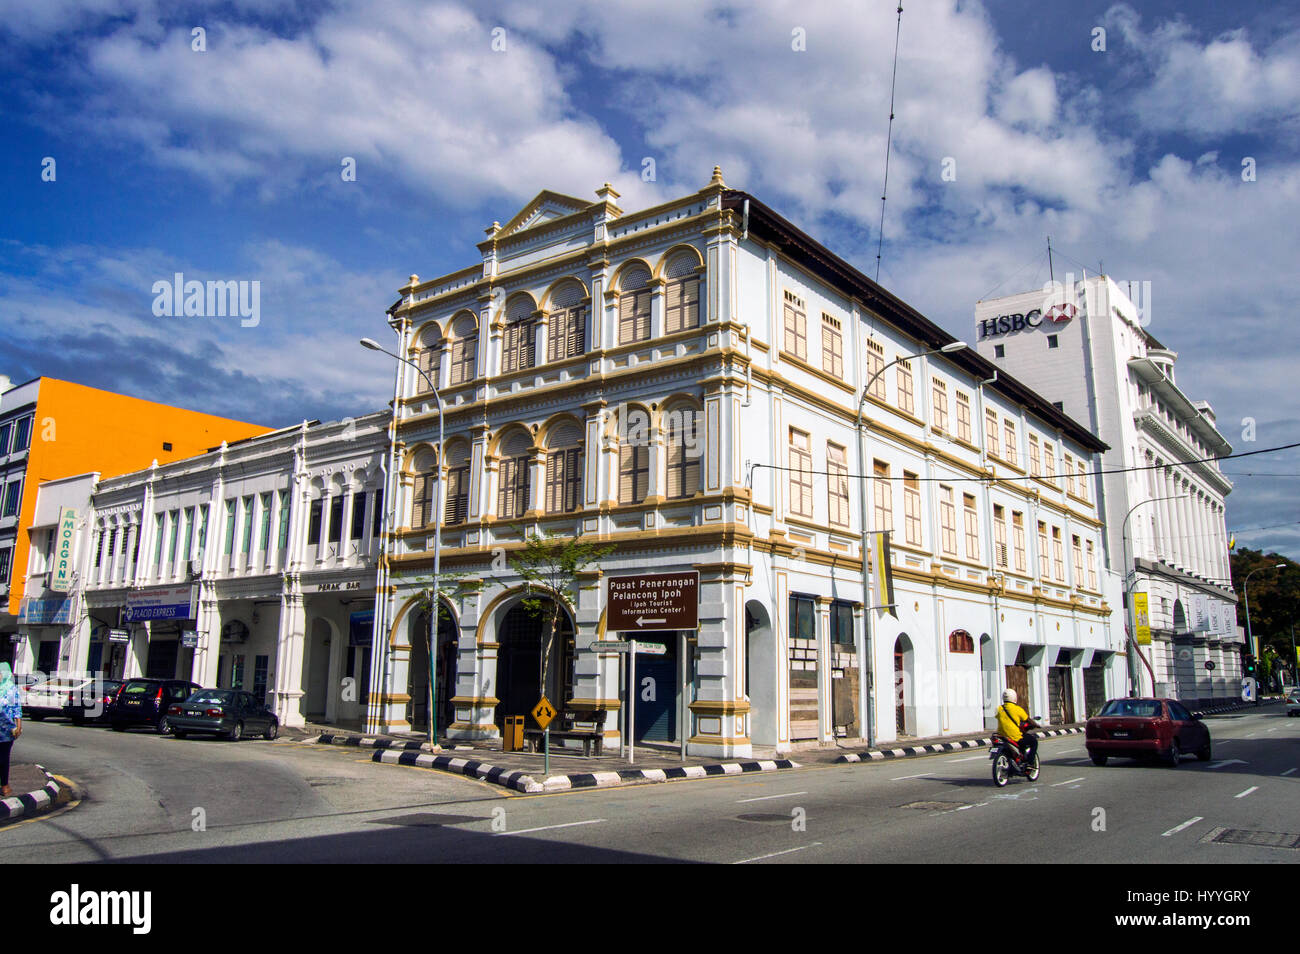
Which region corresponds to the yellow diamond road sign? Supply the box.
[531,697,557,730]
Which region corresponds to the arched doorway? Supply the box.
[979,633,997,723]
[495,600,574,730]
[894,634,914,737]
[408,599,459,735]
[745,601,777,746]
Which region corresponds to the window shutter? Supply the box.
[619,445,635,503]
[546,452,561,513]
[666,437,683,498]
[565,448,582,512]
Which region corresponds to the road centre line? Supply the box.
[1067,758,1093,764]
[890,773,933,781]
[1051,777,1086,787]
[946,755,987,762]
[737,791,808,803]
[1161,816,1204,837]
[494,818,605,837]
[1234,787,1258,799]
[734,843,822,864]
[1283,768,1297,777]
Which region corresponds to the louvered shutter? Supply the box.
[546,452,561,513]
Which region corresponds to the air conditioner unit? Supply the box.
[221,620,250,643]
[188,559,203,578]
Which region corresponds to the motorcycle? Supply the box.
[989,720,1042,787]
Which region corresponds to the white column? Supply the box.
[273,589,307,728]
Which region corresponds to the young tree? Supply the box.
[508,530,613,706]
[393,569,466,745]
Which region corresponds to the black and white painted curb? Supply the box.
[314,732,474,752]
[0,764,62,823]
[836,726,1085,763]
[367,746,799,794]
[1196,700,1278,716]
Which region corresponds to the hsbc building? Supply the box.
[975,276,1241,709]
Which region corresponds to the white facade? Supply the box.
[11,472,98,678]
[375,171,1124,757]
[975,276,1240,705]
[26,415,391,729]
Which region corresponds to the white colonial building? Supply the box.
[374,169,1125,757]
[976,276,1240,706]
[21,414,392,729]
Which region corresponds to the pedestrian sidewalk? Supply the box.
[0,763,67,824]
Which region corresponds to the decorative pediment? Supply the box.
[495,190,592,239]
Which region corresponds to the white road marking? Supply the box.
[1162,816,1204,837]
[733,842,822,864]
[1267,727,1278,733]
[1234,786,1258,799]
[1208,759,1247,769]
[1052,777,1086,787]
[1282,768,1297,777]
[737,791,808,803]
[494,818,605,837]
[946,755,987,762]
[1067,758,1093,764]
[890,772,933,781]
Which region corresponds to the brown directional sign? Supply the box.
[531,696,557,730]
[607,572,699,632]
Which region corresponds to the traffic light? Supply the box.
[1244,655,1256,677]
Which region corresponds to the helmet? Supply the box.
[1002,689,1018,704]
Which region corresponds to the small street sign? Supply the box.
[601,640,632,653]
[531,696,557,730]
[607,572,699,632]
[1204,660,1216,671]
[636,642,667,655]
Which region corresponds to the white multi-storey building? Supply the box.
[975,276,1240,706]
[374,170,1123,757]
[21,415,391,729]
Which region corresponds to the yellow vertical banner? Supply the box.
[1133,592,1151,645]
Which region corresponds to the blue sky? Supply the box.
[2,0,1299,557]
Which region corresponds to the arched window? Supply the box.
[618,406,651,504]
[618,264,652,345]
[413,323,441,393]
[496,430,532,519]
[547,281,587,361]
[502,295,536,374]
[443,441,471,525]
[410,447,438,527]
[665,404,701,499]
[663,252,700,333]
[545,421,584,514]
[448,313,478,385]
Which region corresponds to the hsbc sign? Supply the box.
[978,302,1075,341]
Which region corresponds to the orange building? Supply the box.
[0,376,272,650]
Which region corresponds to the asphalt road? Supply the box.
[5,705,1297,863]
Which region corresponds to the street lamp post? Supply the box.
[1120,494,1182,696]
[1242,563,1285,701]
[857,340,965,747]
[361,337,444,745]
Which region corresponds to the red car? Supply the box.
[1085,697,1212,766]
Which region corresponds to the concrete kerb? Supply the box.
[0,764,64,824]
[315,731,799,794]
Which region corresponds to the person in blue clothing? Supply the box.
[0,662,23,797]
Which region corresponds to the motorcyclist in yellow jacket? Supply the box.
[996,689,1040,765]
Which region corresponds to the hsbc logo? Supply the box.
[979,302,1076,340]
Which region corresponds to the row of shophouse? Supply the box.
[7,169,1243,757]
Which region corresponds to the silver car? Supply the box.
[1286,688,1300,717]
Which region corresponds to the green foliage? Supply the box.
[392,569,468,622]
[508,530,614,695]
[1230,548,1300,657]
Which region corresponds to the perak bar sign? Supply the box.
[607,572,699,632]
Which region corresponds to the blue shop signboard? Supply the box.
[349,610,374,647]
[17,596,73,625]
[124,584,198,622]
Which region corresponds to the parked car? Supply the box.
[110,679,202,734]
[72,679,124,724]
[22,677,108,723]
[167,689,279,741]
[1085,697,1212,766]
[1286,688,1300,717]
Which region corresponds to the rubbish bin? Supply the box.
[502,715,524,751]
